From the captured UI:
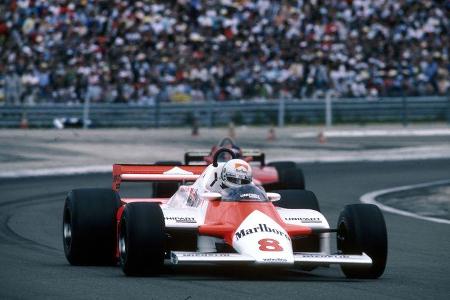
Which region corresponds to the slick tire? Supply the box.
[268,161,305,190]
[274,189,320,253]
[119,202,165,276]
[273,189,320,211]
[152,161,182,198]
[63,188,120,265]
[337,204,388,279]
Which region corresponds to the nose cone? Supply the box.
[232,210,294,265]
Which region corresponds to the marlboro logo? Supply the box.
[234,224,290,241]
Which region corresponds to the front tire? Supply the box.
[119,202,166,276]
[63,188,120,265]
[337,204,388,279]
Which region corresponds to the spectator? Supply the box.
[0,0,448,104]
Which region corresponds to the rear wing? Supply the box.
[184,151,210,165]
[184,149,265,166]
[112,164,207,191]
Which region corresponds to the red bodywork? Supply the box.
[199,201,312,245]
[112,164,312,258]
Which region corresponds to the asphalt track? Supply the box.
[1,160,450,300]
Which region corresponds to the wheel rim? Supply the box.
[119,221,127,264]
[63,207,72,249]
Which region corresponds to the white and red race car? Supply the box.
[63,148,387,278]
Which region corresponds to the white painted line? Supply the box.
[3,145,450,179]
[294,128,450,138]
[360,179,450,225]
[268,145,450,163]
[0,165,111,179]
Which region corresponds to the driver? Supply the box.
[207,159,253,193]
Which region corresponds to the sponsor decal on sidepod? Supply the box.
[285,217,322,223]
[165,216,196,223]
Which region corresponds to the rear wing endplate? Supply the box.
[112,164,206,191]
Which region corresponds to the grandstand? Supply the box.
[0,0,449,105]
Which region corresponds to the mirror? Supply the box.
[266,192,281,202]
[202,192,222,201]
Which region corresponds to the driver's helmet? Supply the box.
[220,159,252,188]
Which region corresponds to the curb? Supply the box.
[360,179,450,225]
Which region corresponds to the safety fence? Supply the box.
[0,96,449,128]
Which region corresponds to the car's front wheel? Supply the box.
[337,204,388,279]
[119,202,166,276]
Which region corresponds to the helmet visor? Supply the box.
[226,176,251,185]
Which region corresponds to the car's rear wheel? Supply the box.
[152,161,182,198]
[337,204,388,279]
[273,189,320,211]
[274,189,320,254]
[119,202,166,276]
[267,161,305,190]
[63,188,120,265]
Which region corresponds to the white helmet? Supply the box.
[220,159,252,188]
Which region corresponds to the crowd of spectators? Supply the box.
[0,0,449,105]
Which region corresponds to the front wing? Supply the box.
[171,251,372,267]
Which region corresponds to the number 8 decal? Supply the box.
[258,238,283,251]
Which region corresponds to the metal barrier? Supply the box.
[0,96,449,128]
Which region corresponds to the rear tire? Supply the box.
[267,161,305,190]
[273,189,320,211]
[63,188,120,265]
[274,189,320,253]
[152,161,182,198]
[337,204,388,279]
[268,161,297,170]
[119,202,166,276]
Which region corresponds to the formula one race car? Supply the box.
[152,137,305,198]
[63,148,388,278]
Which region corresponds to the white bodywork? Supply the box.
[135,164,372,268]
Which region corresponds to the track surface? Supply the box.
[1,160,450,299]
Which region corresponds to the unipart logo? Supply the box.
[165,216,196,223]
[285,217,322,223]
[235,223,290,241]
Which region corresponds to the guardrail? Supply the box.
[0,96,449,128]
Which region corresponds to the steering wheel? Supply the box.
[213,147,237,167]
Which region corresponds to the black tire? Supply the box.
[152,161,182,198]
[337,204,388,279]
[63,188,120,265]
[274,189,320,253]
[273,189,320,211]
[268,161,297,170]
[119,202,166,276]
[267,161,305,190]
